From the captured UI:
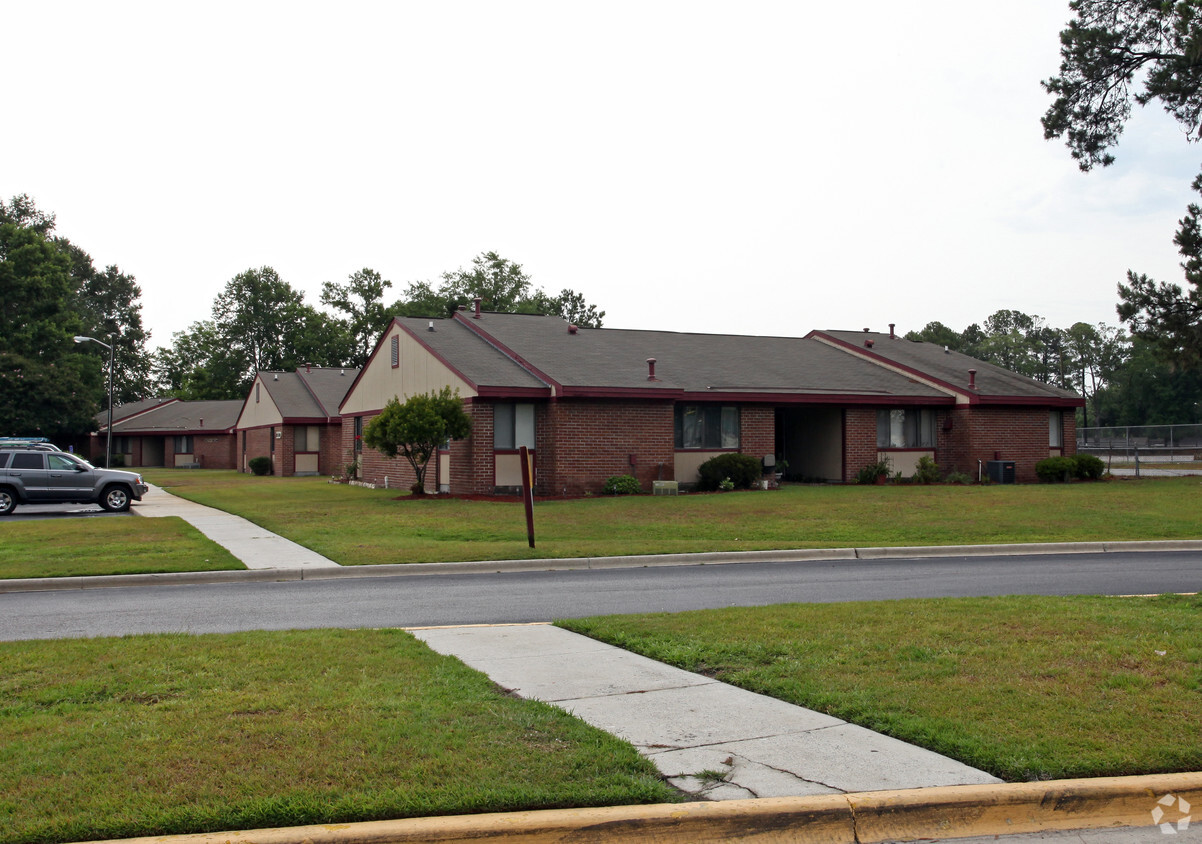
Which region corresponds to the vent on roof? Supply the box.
[428,321,435,332]
[473,297,482,319]
[865,339,874,348]
[568,325,578,335]
[889,323,895,339]
[647,358,659,381]
[968,369,977,389]
[273,374,278,381]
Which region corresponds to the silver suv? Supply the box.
[0,449,149,515]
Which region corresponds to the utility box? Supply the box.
[986,460,1016,484]
[653,480,679,496]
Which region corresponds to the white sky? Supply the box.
[6,1,1200,350]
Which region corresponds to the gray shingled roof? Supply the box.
[448,313,954,401]
[816,330,1083,404]
[109,400,244,434]
[396,317,551,391]
[258,367,360,421]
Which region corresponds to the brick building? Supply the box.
[236,366,360,476]
[92,399,241,469]
[339,310,1083,495]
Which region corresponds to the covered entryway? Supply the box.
[775,407,843,482]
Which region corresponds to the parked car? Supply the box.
[0,449,149,515]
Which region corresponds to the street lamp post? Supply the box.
[74,335,114,467]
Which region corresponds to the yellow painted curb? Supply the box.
[77,772,1201,844]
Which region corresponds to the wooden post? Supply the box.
[519,445,535,548]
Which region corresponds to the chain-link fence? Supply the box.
[1078,424,1202,473]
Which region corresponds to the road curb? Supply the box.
[3,540,1202,594]
[78,772,1202,844]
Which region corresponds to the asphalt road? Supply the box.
[1,550,1198,641]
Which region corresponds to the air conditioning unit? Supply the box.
[986,460,1016,484]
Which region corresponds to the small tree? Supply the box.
[362,387,472,494]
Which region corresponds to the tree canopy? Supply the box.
[390,251,605,327]
[361,387,472,494]
[156,267,356,399]
[1043,0,1202,363]
[0,195,152,437]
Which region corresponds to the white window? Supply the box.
[876,409,936,448]
[494,403,535,450]
[1049,411,1063,448]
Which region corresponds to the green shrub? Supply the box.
[856,458,892,485]
[943,470,972,485]
[911,455,941,484]
[1035,456,1074,483]
[602,474,641,495]
[248,456,272,476]
[1071,454,1105,480]
[697,453,763,491]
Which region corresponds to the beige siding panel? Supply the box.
[438,452,450,492]
[674,450,731,485]
[237,378,284,428]
[173,453,195,468]
[342,326,477,415]
[495,453,531,487]
[878,450,934,477]
[295,453,319,474]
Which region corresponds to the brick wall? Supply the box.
[449,401,494,495]
[739,406,775,470]
[242,426,275,474]
[320,422,346,476]
[533,399,675,495]
[843,408,876,482]
[193,434,237,469]
[937,405,1063,484]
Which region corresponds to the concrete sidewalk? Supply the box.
[411,623,1002,799]
[135,484,340,571]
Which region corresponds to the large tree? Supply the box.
[321,268,391,367]
[1043,0,1202,362]
[0,194,153,435]
[390,251,605,327]
[158,267,354,398]
[0,221,101,438]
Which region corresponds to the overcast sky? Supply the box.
[6,1,1199,350]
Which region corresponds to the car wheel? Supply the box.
[100,485,131,512]
[0,487,15,516]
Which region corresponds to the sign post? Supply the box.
[519,445,535,548]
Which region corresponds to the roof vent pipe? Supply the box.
[646,358,658,381]
[473,297,482,319]
[889,323,895,339]
[968,369,977,389]
[428,321,435,332]
[199,418,204,428]
[568,325,578,334]
[457,304,466,312]
[306,363,311,373]
[865,339,874,348]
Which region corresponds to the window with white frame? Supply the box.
[493,403,535,450]
[876,409,936,448]
[674,405,740,449]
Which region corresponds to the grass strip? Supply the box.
[0,517,244,579]
[558,594,1202,782]
[144,470,1202,566]
[0,629,679,844]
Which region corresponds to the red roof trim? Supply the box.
[474,386,553,398]
[681,391,958,406]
